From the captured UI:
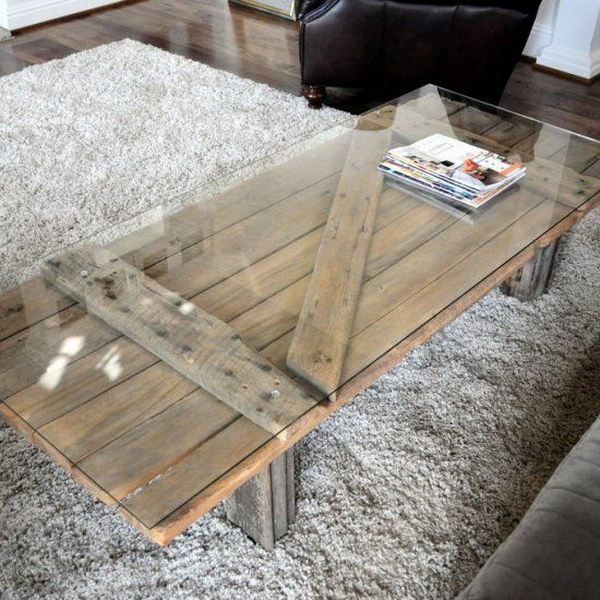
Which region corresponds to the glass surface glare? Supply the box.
[1,85,598,534]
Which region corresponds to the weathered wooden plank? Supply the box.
[121,417,272,528]
[224,448,295,549]
[194,188,419,321]
[39,362,198,462]
[341,199,575,380]
[78,389,239,500]
[287,128,390,395]
[238,185,554,366]
[142,174,337,296]
[225,458,275,549]
[550,135,600,173]
[41,244,318,436]
[500,240,559,301]
[255,191,561,377]
[230,201,454,352]
[513,126,571,160]
[6,337,155,429]
[583,158,600,179]
[483,117,538,147]
[515,128,600,173]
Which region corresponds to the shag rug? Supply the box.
[0,39,346,288]
[1,40,599,600]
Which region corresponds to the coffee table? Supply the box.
[1,85,599,550]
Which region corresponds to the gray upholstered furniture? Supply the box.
[459,415,600,599]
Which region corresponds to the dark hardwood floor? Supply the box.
[0,0,598,138]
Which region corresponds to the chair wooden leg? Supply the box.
[224,448,296,550]
[501,240,559,301]
[302,85,326,109]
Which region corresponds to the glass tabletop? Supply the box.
[1,85,599,538]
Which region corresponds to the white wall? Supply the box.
[1,0,121,31]
[525,0,600,80]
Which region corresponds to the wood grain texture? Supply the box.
[500,240,559,301]
[224,448,295,549]
[287,128,389,396]
[41,244,317,436]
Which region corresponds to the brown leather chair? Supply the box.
[298,0,542,108]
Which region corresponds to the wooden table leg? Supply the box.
[500,240,560,301]
[224,448,296,550]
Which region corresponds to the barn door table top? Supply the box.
[1,85,599,545]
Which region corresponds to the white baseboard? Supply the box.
[5,0,121,31]
[537,44,600,80]
[523,22,554,58]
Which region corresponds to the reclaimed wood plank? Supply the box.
[41,244,318,436]
[39,362,197,462]
[341,200,576,380]
[7,338,155,429]
[224,448,295,549]
[143,176,336,298]
[287,128,389,395]
[231,201,454,352]
[500,240,560,301]
[121,417,272,528]
[194,188,419,321]
[483,117,538,147]
[78,389,239,500]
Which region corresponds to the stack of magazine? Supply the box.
[379,133,526,211]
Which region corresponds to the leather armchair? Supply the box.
[298,0,542,108]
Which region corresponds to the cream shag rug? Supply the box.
[0,39,346,288]
[1,40,599,600]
